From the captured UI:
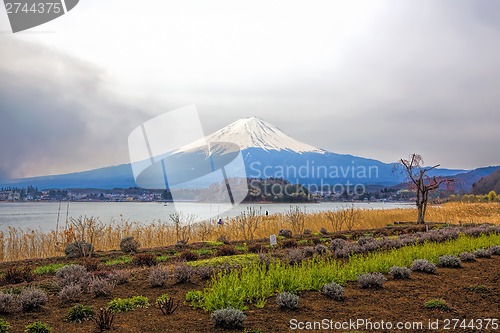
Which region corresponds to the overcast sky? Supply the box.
[1,0,500,179]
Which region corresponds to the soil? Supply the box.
[0,257,497,333]
[1,224,498,333]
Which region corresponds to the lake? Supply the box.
[0,201,413,232]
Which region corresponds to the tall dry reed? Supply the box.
[0,202,498,262]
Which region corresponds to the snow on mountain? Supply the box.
[174,117,326,155]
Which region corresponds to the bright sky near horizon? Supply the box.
[1,0,500,178]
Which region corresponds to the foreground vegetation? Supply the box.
[199,232,500,311]
[0,202,499,261]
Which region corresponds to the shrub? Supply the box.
[276,292,299,310]
[120,236,140,253]
[196,266,213,280]
[466,285,489,293]
[179,250,199,262]
[217,235,231,244]
[25,322,51,333]
[411,259,437,274]
[285,249,304,265]
[65,304,94,323]
[489,245,500,255]
[303,246,316,258]
[282,239,297,248]
[329,238,347,251]
[474,249,492,258]
[319,228,328,235]
[173,264,193,284]
[185,290,204,307]
[357,236,374,246]
[156,294,179,315]
[0,318,10,333]
[89,277,115,298]
[64,241,94,258]
[357,273,387,289]
[2,266,35,285]
[56,264,90,288]
[17,288,47,312]
[132,253,157,267]
[388,266,411,280]
[248,244,266,254]
[107,296,149,312]
[58,283,83,303]
[211,307,246,329]
[34,263,68,275]
[93,308,114,331]
[314,244,328,255]
[424,299,450,310]
[459,252,476,262]
[322,282,344,301]
[80,257,101,272]
[108,270,130,285]
[148,266,169,287]
[216,245,238,257]
[438,255,461,268]
[0,293,16,314]
[278,229,292,238]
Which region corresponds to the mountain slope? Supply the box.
[175,117,325,154]
[472,167,500,194]
[1,117,468,189]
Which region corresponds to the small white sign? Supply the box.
[270,234,277,246]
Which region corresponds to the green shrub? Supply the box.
[34,263,69,275]
[185,290,204,308]
[0,318,10,333]
[424,299,449,310]
[105,256,132,266]
[466,285,489,293]
[200,233,500,311]
[25,322,52,333]
[107,296,149,312]
[65,304,94,323]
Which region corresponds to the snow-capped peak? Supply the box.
[174,116,325,154]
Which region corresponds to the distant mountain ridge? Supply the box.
[472,167,500,194]
[1,117,473,190]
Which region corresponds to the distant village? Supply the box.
[0,183,412,203]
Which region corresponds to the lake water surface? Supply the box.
[0,201,413,232]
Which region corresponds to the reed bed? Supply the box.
[0,202,498,262]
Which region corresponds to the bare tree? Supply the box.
[399,153,455,223]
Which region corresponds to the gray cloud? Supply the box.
[2,0,500,179]
[0,39,149,178]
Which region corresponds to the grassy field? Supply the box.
[0,202,499,262]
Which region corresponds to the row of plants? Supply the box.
[197,231,500,311]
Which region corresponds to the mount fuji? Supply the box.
[2,117,466,189]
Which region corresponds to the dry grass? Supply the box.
[0,202,499,262]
